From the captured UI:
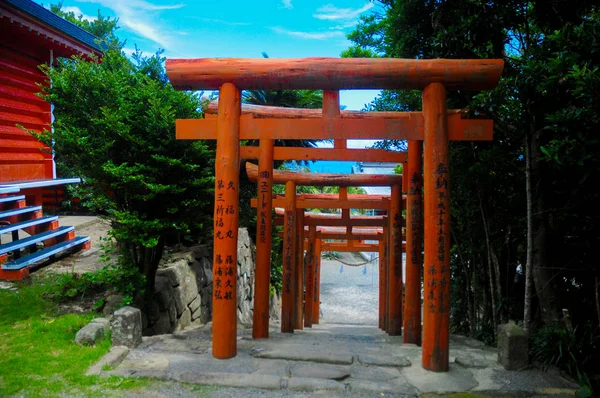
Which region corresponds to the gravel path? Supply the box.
[319,253,380,325]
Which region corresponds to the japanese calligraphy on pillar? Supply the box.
[393,211,403,278]
[410,172,422,265]
[306,238,314,303]
[214,179,236,302]
[284,211,294,294]
[313,256,319,298]
[427,163,450,314]
[258,171,270,244]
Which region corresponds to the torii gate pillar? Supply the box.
[304,225,317,327]
[212,83,241,359]
[253,139,274,339]
[404,140,423,345]
[387,184,403,335]
[282,181,297,333]
[378,230,387,330]
[313,238,322,324]
[422,83,451,371]
[294,208,305,330]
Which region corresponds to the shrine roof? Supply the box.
[2,0,102,54]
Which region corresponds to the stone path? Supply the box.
[97,321,578,396]
[83,249,577,396]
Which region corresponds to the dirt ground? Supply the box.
[36,215,114,275]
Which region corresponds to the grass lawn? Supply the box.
[0,275,155,397]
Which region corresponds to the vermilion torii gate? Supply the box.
[166,57,503,371]
[247,162,406,334]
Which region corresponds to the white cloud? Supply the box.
[328,20,359,30]
[61,6,96,22]
[313,3,374,21]
[197,18,252,26]
[271,27,344,40]
[281,0,293,9]
[76,0,184,48]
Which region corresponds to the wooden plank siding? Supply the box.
[0,44,52,182]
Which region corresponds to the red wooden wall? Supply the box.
[0,44,52,183]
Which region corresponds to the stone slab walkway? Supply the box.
[96,321,578,397]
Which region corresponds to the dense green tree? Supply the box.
[38,7,214,302]
[38,48,213,297]
[50,2,122,50]
[345,0,600,358]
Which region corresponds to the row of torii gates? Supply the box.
[165,57,503,372]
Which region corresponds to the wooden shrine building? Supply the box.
[0,0,99,279]
[1,0,102,182]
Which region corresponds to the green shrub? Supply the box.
[35,48,214,300]
[46,262,144,306]
[269,225,283,293]
[530,324,600,394]
[474,323,496,346]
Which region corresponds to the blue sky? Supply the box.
[41,0,383,148]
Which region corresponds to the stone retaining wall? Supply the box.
[142,228,280,335]
[146,245,212,335]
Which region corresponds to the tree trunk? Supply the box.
[596,276,600,328]
[466,266,476,336]
[491,251,505,323]
[145,238,165,295]
[530,128,562,327]
[481,266,490,326]
[479,195,498,336]
[453,227,477,336]
[524,130,534,333]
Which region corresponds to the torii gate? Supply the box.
[272,209,392,329]
[249,175,406,336]
[166,57,503,371]
[255,190,403,333]
[248,161,407,336]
